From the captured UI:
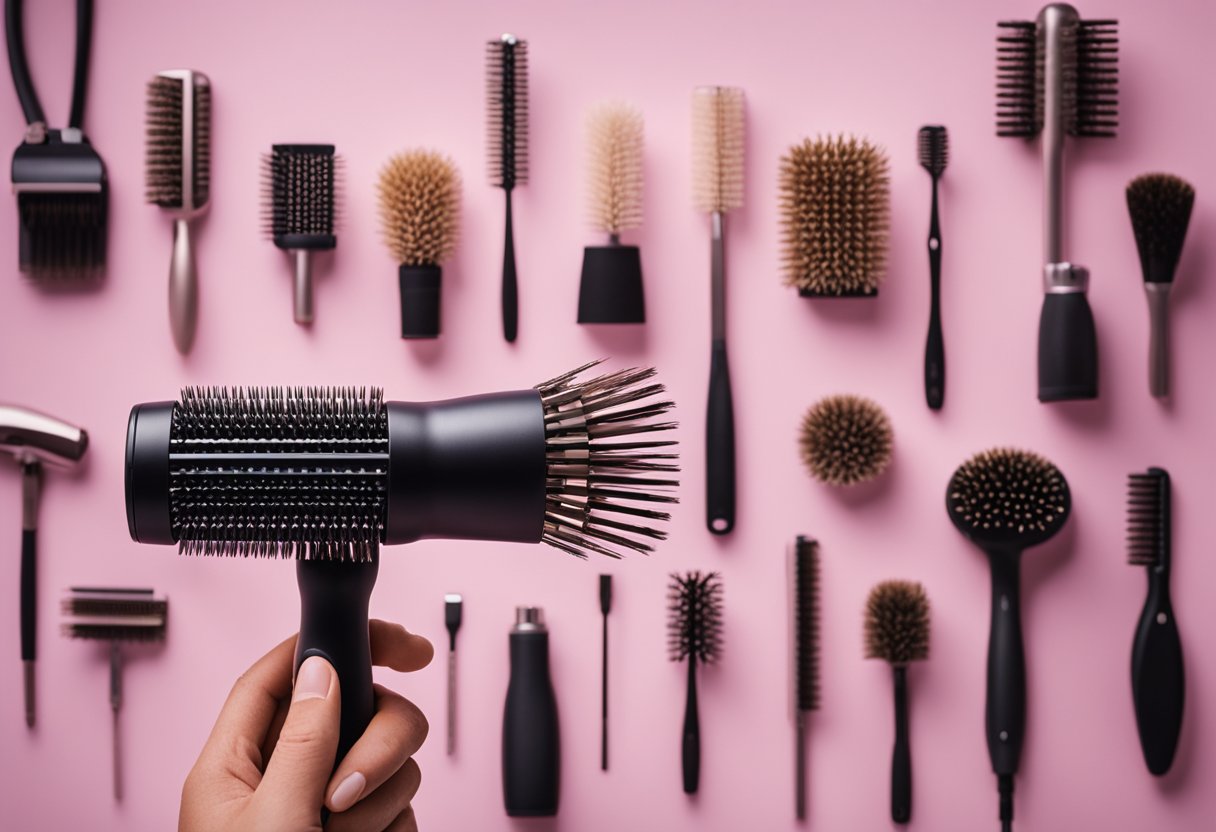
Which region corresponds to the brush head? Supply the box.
[864,580,930,666]
[145,71,211,213]
[586,102,643,236]
[792,536,820,712]
[486,34,529,191]
[260,144,340,250]
[780,135,889,297]
[799,395,893,487]
[377,150,461,267]
[61,588,168,642]
[1126,174,1195,284]
[947,448,1071,552]
[918,125,948,177]
[668,570,723,665]
[1128,467,1170,567]
[691,86,744,215]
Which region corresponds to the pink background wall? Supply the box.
[2,0,1214,829]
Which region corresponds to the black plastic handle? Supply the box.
[681,659,700,794]
[891,666,911,824]
[1037,292,1098,402]
[924,220,944,410]
[705,339,735,535]
[503,629,560,816]
[1131,572,1185,776]
[985,553,1026,777]
[501,190,519,343]
[20,528,35,662]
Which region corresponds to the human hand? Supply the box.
[180,620,434,832]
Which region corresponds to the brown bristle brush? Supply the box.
[668,570,723,795]
[790,536,820,821]
[578,101,645,324]
[377,150,461,339]
[780,135,890,297]
[865,580,930,824]
[799,394,894,487]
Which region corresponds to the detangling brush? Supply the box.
[486,33,529,343]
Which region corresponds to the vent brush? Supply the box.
[791,536,820,821]
[668,570,723,794]
[486,33,529,342]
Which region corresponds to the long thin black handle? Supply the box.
[1131,572,1185,776]
[1037,292,1098,402]
[986,553,1026,777]
[924,180,944,410]
[20,528,35,663]
[501,190,518,343]
[681,659,700,794]
[600,613,608,771]
[706,339,735,535]
[5,0,42,124]
[891,666,911,824]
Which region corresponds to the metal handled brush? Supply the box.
[668,570,723,795]
[486,33,529,342]
[790,535,820,820]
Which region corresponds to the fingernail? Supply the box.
[329,771,366,812]
[294,656,333,702]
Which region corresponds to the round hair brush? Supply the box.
[486,33,529,342]
[864,580,930,824]
[578,101,645,324]
[918,125,949,409]
[125,362,678,783]
[377,150,461,338]
[799,394,893,487]
[947,448,1071,832]
[668,570,723,795]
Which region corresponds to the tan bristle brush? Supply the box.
[578,102,645,324]
[692,85,744,535]
[377,150,461,339]
[780,135,890,297]
[799,394,893,487]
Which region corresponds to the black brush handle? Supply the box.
[501,190,519,343]
[924,180,944,410]
[503,629,559,816]
[681,658,700,794]
[20,528,34,664]
[1037,291,1098,402]
[891,666,912,823]
[68,0,91,128]
[706,339,735,535]
[986,553,1025,777]
[1131,571,1184,776]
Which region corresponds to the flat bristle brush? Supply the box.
[668,570,723,794]
[791,536,820,821]
[918,126,948,409]
[486,33,529,342]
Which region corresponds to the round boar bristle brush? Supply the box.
[918,125,948,409]
[377,150,461,339]
[668,570,723,795]
[864,580,930,824]
[486,33,529,342]
[947,448,1071,832]
[780,135,890,297]
[261,144,341,325]
[1125,174,1195,399]
[799,394,893,487]
[578,102,645,324]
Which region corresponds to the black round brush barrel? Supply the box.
[1038,265,1098,401]
[398,264,442,338]
[124,402,175,545]
[577,245,645,324]
[503,607,560,817]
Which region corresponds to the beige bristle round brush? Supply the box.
[377,150,461,339]
[799,394,893,486]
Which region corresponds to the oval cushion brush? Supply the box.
[61,587,167,801]
[790,536,820,820]
[146,70,211,353]
[865,580,930,824]
[668,570,723,795]
[692,85,744,535]
[799,394,893,487]
[947,448,1070,832]
[377,150,461,339]
[1127,468,1184,776]
[486,33,529,342]
[1125,174,1195,399]
[918,126,948,409]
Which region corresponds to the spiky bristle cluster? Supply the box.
[864,580,930,666]
[377,150,461,266]
[260,145,341,245]
[793,536,820,712]
[667,571,723,665]
[586,102,643,235]
[61,588,168,642]
[145,73,210,209]
[1126,174,1195,284]
[947,448,1070,546]
[780,135,889,296]
[918,125,949,177]
[1127,468,1169,567]
[536,361,678,559]
[691,86,745,214]
[486,35,529,190]
[799,395,893,487]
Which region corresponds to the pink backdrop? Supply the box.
[2,0,1214,829]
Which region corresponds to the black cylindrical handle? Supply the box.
[705,339,735,535]
[398,264,442,339]
[295,557,378,769]
[1131,573,1185,776]
[986,553,1026,777]
[924,242,944,410]
[20,528,35,662]
[891,666,911,824]
[501,191,518,343]
[681,659,700,794]
[503,630,559,816]
[1037,292,1098,402]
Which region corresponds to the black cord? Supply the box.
[5,0,44,125]
[67,0,91,128]
[998,774,1014,832]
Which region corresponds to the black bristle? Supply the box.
[1126,174,1195,284]
[486,35,530,190]
[61,588,168,642]
[995,20,1041,137]
[918,125,948,176]
[260,145,340,248]
[793,536,820,712]
[1073,19,1119,138]
[195,84,211,205]
[947,448,1071,548]
[1128,468,1170,567]
[667,571,723,665]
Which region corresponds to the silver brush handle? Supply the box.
[446,648,456,755]
[1146,283,1171,398]
[169,218,198,353]
[293,249,314,324]
[1040,4,1075,266]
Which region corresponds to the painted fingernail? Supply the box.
[330,771,366,812]
[294,656,333,702]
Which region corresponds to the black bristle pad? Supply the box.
[1127,174,1195,283]
[1127,470,1168,566]
[995,20,1041,137]
[794,537,820,712]
[485,37,529,189]
[1073,19,1119,137]
[667,571,723,665]
[917,126,948,176]
[263,145,338,246]
[62,588,167,641]
[18,192,106,277]
[947,449,1070,547]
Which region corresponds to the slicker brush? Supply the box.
[780,135,890,297]
[668,570,723,795]
[865,580,930,824]
[261,144,342,325]
[1126,174,1195,399]
[61,587,168,801]
[578,102,645,324]
[377,150,461,339]
[486,33,529,342]
[790,536,820,821]
[799,395,893,487]
[146,70,211,353]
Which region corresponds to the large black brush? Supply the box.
[668,570,723,795]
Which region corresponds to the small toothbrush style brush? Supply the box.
[790,536,820,821]
[486,33,529,342]
[918,126,948,409]
[668,570,723,794]
[599,574,612,769]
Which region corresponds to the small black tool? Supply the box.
[445,593,462,755]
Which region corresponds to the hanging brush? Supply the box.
[668,570,723,795]
[486,33,529,342]
[790,536,820,821]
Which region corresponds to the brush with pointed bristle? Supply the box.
[799,395,893,487]
[486,33,530,342]
[1126,173,1195,398]
[791,536,820,820]
[377,149,462,338]
[668,570,723,795]
[918,125,949,409]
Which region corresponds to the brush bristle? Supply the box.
[377,150,461,266]
[793,536,820,712]
[799,395,893,487]
[864,580,929,665]
[586,102,643,235]
[668,571,723,664]
[1074,19,1119,137]
[1126,173,1195,284]
[486,35,529,190]
[691,86,744,214]
[1127,468,1169,567]
[17,193,106,279]
[995,20,1040,137]
[260,145,341,246]
[61,588,168,642]
[947,448,1070,547]
[145,73,210,209]
[918,125,948,176]
[780,135,889,296]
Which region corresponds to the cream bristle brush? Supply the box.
[486,33,529,342]
[692,86,744,535]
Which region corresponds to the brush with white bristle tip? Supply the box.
[691,86,744,536]
[579,102,645,324]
